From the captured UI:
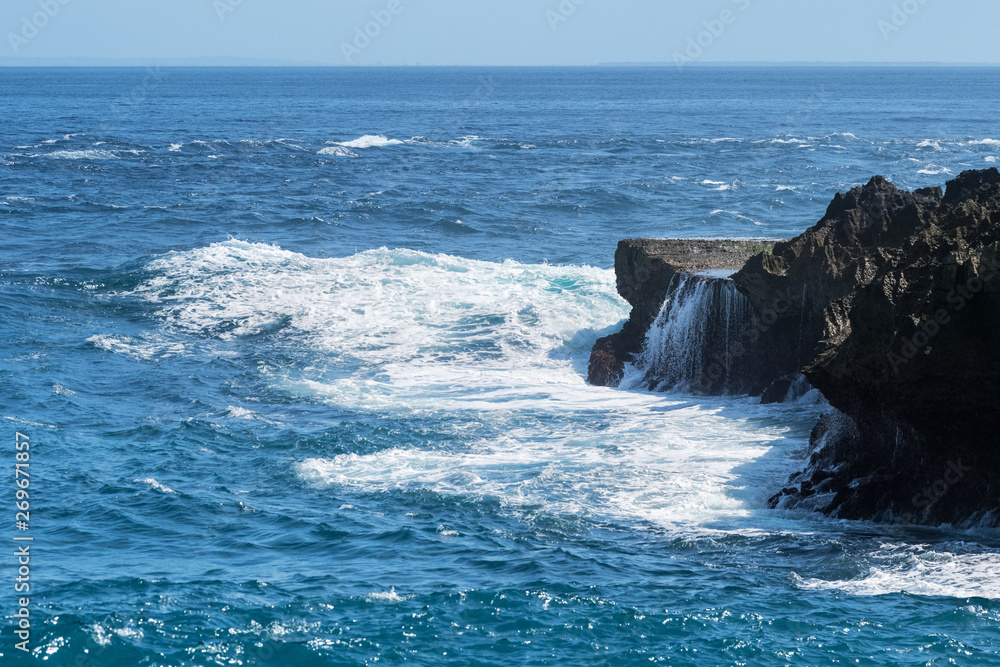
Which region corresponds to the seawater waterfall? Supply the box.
[622,273,756,394]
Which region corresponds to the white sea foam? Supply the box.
[52,383,76,396]
[916,139,943,150]
[88,334,137,353]
[168,143,182,152]
[40,636,69,656]
[135,478,176,494]
[451,135,485,148]
[114,625,144,642]
[42,149,120,160]
[795,543,1000,599]
[88,622,113,647]
[987,156,997,163]
[365,588,409,603]
[317,145,358,157]
[709,209,762,225]
[3,415,54,429]
[918,165,952,175]
[296,401,785,533]
[132,240,624,366]
[274,138,308,151]
[114,244,1000,599]
[700,179,740,192]
[334,134,404,149]
[130,240,814,536]
[965,138,1000,147]
[86,334,190,360]
[224,405,279,424]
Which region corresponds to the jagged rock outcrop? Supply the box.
[587,239,774,386]
[760,169,1000,524]
[592,169,1000,525]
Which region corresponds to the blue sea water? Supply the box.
[1,66,1000,666]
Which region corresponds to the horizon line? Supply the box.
[1,59,1000,68]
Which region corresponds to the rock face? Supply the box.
[587,239,774,387]
[592,169,1000,525]
[758,169,1000,525]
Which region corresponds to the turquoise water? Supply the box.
[2,67,1000,665]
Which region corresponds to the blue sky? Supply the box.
[2,0,998,65]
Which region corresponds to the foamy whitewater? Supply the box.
[3,67,999,665]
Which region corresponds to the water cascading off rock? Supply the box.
[622,273,756,395]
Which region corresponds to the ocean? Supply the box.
[2,66,1000,665]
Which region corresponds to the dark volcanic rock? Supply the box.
[587,239,774,386]
[759,375,796,404]
[737,169,1000,525]
[731,175,949,395]
[593,168,1000,525]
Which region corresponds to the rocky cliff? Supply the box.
[759,169,1000,525]
[592,169,1000,526]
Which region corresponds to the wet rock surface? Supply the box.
[593,169,1000,525]
[587,239,774,387]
